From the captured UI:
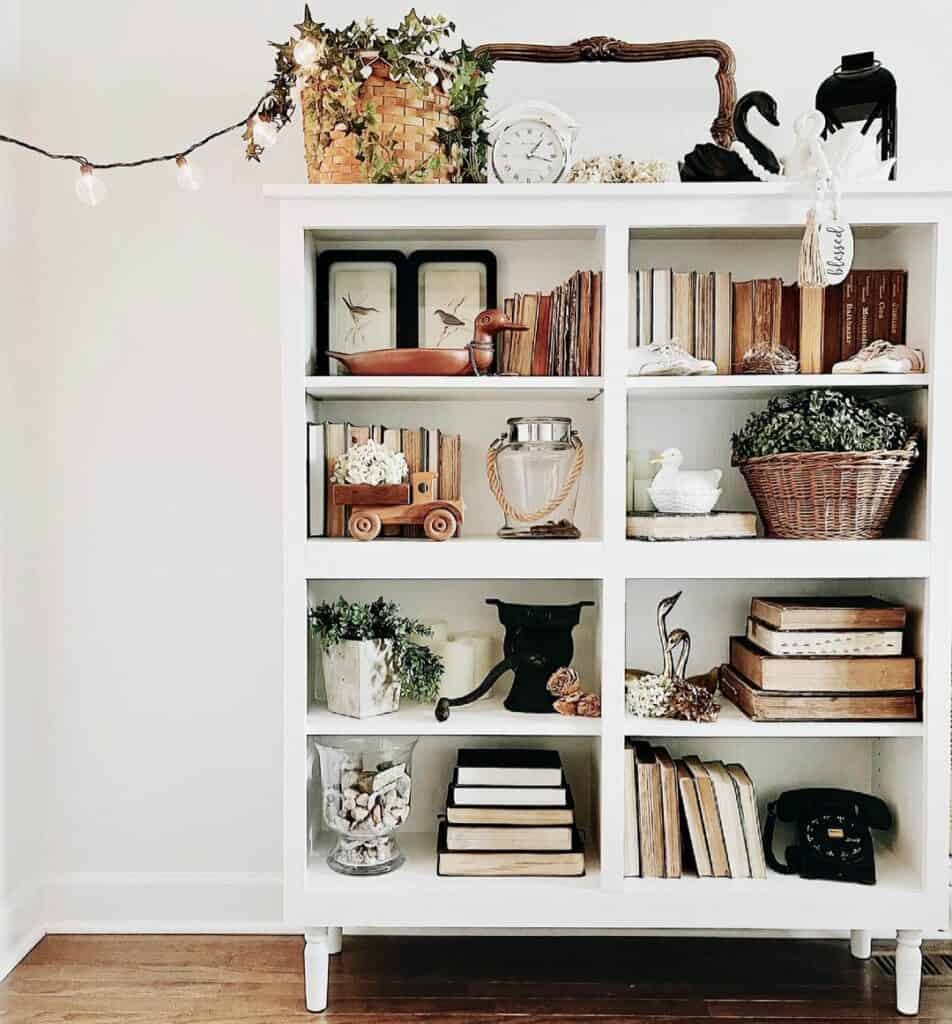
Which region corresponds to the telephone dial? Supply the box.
[763,788,892,885]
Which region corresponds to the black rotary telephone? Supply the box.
[763,788,892,885]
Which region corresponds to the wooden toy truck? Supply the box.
[332,471,464,541]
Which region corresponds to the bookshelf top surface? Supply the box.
[266,181,952,202]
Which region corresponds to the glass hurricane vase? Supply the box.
[315,736,418,876]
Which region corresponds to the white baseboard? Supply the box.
[0,880,45,980]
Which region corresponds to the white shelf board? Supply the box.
[307,698,601,737]
[296,833,935,931]
[300,833,602,929]
[626,374,930,400]
[306,376,603,401]
[303,538,606,580]
[623,539,931,580]
[625,694,923,739]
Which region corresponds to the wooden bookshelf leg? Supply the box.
[327,926,343,955]
[850,929,872,959]
[895,929,923,1016]
[304,931,329,1013]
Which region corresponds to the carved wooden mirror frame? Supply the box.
[472,37,737,147]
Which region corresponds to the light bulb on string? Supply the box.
[251,115,279,150]
[424,69,439,88]
[175,156,202,192]
[75,164,106,207]
[360,63,373,79]
[293,37,319,70]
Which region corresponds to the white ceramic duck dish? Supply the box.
[648,448,722,514]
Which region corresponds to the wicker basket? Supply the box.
[301,60,454,184]
[737,438,919,540]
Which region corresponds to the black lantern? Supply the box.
[816,51,897,178]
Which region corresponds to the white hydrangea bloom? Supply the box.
[332,440,409,486]
[624,673,674,718]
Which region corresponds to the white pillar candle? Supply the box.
[433,640,476,700]
[450,632,496,701]
[411,619,448,652]
[633,479,654,512]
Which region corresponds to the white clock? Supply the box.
[487,102,579,185]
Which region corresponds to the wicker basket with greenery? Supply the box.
[731,390,919,540]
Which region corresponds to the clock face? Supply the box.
[491,119,568,184]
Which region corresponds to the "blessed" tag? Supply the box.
[818,219,854,286]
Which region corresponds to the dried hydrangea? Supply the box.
[566,156,672,184]
[575,693,601,718]
[332,439,408,485]
[625,673,675,718]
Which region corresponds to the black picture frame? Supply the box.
[402,249,497,351]
[315,249,407,376]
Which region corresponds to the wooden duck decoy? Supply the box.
[327,308,526,376]
[680,91,781,182]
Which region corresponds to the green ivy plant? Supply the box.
[309,596,443,703]
[731,389,913,464]
[255,8,493,183]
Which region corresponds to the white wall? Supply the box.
[5,0,951,933]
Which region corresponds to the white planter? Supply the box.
[321,639,399,719]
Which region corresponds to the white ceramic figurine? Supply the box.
[647,448,722,514]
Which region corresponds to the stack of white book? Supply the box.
[437,749,585,877]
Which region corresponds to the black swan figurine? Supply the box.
[680,91,781,182]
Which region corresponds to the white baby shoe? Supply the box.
[632,340,717,376]
[832,340,925,374]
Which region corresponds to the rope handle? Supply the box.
[486,432,584,524]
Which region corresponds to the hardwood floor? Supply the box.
[3,934,952,1022]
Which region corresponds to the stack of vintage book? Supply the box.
[720,597,918,721]
[629,268,732,371]
[624,741,766,879]
[629,268,909,375]
[437,749,585,877]
[306,421,461,538]
[497,269,602,376]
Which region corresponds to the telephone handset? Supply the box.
[763,788,891,885]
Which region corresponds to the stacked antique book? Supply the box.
[437,749,585,877]
[624,741,766,879]
[497,270,602,376]
[720,597,918,721]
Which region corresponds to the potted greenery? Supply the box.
[256,8,493,184]
[309,597,443,718]
[731,389,918,539]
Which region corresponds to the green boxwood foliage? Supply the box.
[731,389,912,464]
[309,596,443,703]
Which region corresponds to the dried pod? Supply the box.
[553,697,579,715]
[547,667,581,698]
[576,693,602,718]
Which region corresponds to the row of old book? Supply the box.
[624,741,766,879]
[436,749,585,877]
[629,268,909,374]
[306,421,461,538]
[720,597,918,722]
[497,269,602,376]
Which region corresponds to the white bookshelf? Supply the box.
[272,183,951,1015]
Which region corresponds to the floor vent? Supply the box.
[872,953,950,979]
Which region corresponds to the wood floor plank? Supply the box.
[2,934,950,1023]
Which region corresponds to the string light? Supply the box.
[251,114,279,150]
[292,37,319,69]
[75,164,107,207]
[174,156,202,192]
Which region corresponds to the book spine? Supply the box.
[873,270,890,340]
[889,270,907,344]
[842,272,858,359]
[858,271,874,350]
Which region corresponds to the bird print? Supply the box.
[432,296,467,346]
[341,293,378,345]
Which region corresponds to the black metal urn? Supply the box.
[435,598,593,720]
[816,51,897,178]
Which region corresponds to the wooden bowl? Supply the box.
[327,347,492,376]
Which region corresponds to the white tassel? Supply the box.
[799,206,828,287]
